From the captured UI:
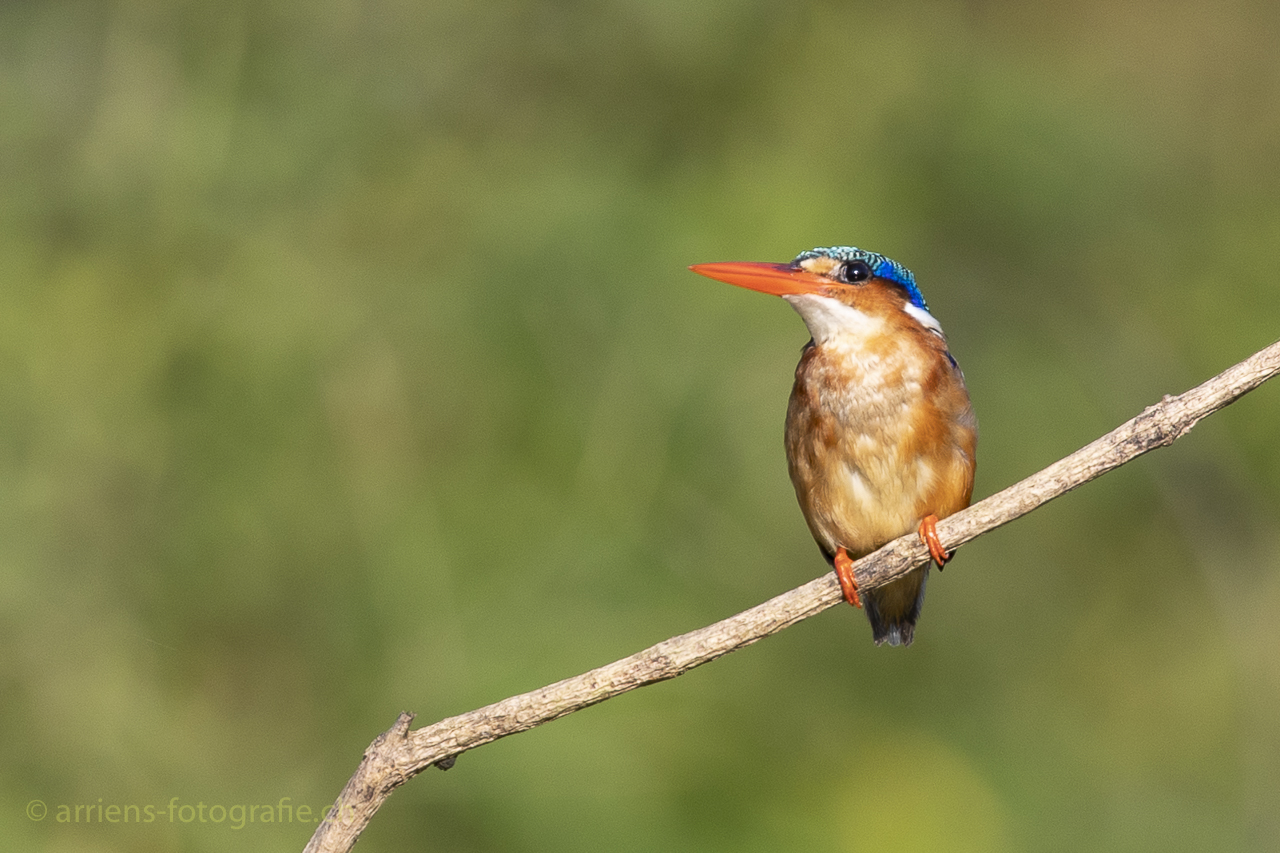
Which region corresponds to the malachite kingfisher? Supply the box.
[692,246,977,646]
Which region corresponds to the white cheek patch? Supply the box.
[782,294,885,344]
[902,303,946,338]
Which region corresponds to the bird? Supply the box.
[691,246,976,646]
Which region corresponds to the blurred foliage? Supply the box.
[2,1,1280,851]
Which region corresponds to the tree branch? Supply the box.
[304,338,1280,853]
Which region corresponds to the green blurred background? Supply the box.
[4,1,1280,850]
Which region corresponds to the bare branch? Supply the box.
[305,338,1280,853]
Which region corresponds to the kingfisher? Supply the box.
[691,246,977,646]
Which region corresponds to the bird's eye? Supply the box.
[840,260,873,283]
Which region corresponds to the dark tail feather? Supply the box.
[863,566,930,647]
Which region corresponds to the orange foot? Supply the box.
[833,546,862,609]
[918,514,951,569]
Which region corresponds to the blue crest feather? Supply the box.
[792,246,929,312]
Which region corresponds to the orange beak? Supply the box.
[689,261,829,297]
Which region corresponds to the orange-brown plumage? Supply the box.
[692,247,976,646]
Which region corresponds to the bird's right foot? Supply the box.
[834,547,862,608]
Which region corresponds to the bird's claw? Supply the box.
[833,547,862,608]
[918,514,951,568]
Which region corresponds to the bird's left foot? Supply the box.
[918,514,951,568]
[833,547,862,608]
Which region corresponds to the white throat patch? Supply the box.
[781,293,884,345]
